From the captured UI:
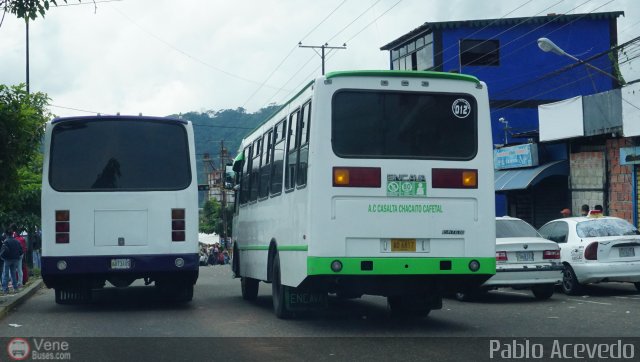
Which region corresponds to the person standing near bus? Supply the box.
[1,226,24,294]
[580,204,590,217]
[13,229,28,286]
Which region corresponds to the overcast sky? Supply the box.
[0,0,638,118]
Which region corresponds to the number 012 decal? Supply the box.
[452,99,471,119]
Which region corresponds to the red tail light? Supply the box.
[432,169,478,189]
[55,210,70,244]
[543,250,560,259]
[333,167,381,188]
[172,208,186,242]
[584,242,598,260]
[496,251,508,261]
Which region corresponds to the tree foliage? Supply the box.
[1,0,68,20]
[0,83,50,231]
[199,198,233,237]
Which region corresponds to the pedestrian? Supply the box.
[560,208,572,218]
[13,227,28,286]
[594,204,604,213]
[580,204,590,217]
[1,225,24,294]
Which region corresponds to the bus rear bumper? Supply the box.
[41,254,199,289]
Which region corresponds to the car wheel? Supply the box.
[241,277,259,301]
[562,265,582,295]
[634,282,640,293]
[531,284,555,300]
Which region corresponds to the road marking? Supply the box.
[567,298,611,305]
[615,296,640,301]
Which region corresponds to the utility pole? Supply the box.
[202,153,215,200]
[298,42,347,75]
[219,140,228,242]
[26,19,30,94]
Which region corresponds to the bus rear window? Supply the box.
[49,119,191,191]
[332,90,477,159]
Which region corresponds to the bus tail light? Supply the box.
[172,208,186,242]
[584,242,598,260]
[432,169,478,189]
[55,210,70,244]
[333,167,381,188]
[496,251,508,261]
[543,250,561,259]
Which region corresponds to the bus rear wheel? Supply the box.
[271,254,292,319]
[241,277,259,301]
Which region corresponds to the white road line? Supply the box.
[615,296,640,300]
[567,298,612,305]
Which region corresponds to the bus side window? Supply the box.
[270,119,286,196]
[297,100,311,187]
[258,129,272,200]
[249,138,261,202]
[240,145,252,205]
[284,109,300,191]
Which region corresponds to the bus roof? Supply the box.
[325,70,481,84]
[51,115,188,125]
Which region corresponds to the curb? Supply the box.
[0,279,43,320]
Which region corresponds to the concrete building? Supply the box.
[380,11,625,227]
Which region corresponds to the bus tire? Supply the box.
[176,284,194,302]
[531,284,555,300]
[635,282,640,292]
[241,277,259,301]
[271,253,292,319]
[232,245,240,278]
[387,295,431,317]
[55,288,92,305]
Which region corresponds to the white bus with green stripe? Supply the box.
[231,70,495,318]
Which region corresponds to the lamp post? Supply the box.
[537,37,619,83]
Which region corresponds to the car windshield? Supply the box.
[496,219,540,238]
[576,218,640,238]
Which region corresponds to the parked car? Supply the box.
[456,216,563,301]
[538,215,640,295]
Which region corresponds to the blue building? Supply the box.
[380,11,624,226]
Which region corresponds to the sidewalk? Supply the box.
[0,278,43,319]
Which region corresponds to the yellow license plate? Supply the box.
[391,239,416,252]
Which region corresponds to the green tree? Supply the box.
[0,83,50,231]
[199,198,221,235]
[199,198,234,237]
[1,0,69,20]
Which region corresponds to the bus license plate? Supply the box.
[391,239,416,252]
[619,247,635,258]
[516,251,534,262]
[111,258,131,270]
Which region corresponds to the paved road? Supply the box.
[1,265,638,338]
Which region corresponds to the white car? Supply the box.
[538,215,640,295]
[456,216,563,301]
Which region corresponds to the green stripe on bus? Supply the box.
[307,257,495,275]
[325,70,481,84]
[237,245,308,252]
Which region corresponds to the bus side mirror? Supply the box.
[232,159,243,173]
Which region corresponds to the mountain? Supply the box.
[170,105,280,183]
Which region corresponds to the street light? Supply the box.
[537,37,620,83]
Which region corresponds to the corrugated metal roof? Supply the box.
[380,11,624,50]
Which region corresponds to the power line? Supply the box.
[241,0,348,108]
[111,7,289,92]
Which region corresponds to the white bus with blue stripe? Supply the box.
[231,70,496,318]
[41,115,199,304]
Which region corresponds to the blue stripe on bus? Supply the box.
[41,253,199,275]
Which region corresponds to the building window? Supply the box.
[417,44,433,70]
[460,39,500,66]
